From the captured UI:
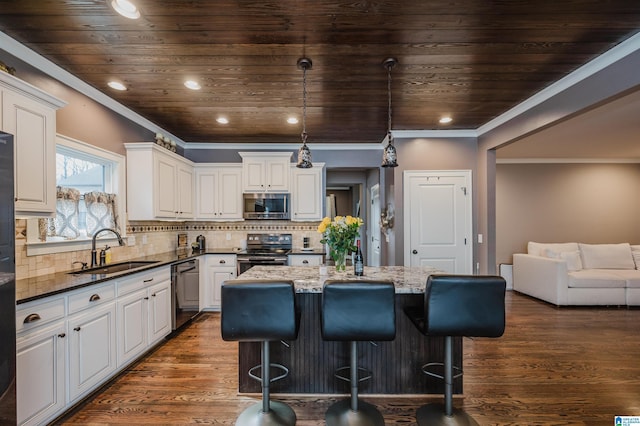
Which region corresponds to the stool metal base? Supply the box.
[325,399,385,426]
[416,403,479,426]
[236,401,297,426]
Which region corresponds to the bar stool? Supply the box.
[221,280,300,426]
[321,280,396,426]
[404,274,506,426]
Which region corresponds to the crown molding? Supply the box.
[496,158,640,164]
[185,142,384,150]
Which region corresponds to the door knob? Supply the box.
[412,249,418,254]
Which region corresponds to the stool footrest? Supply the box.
[334,365,372,384]
[249,363,289,384]
[421,362,463,381]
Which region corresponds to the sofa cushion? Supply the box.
[578,243,635,270]
[527,242,579,257]
[632,246,640,270]
[610,270,640,288]
[543,249,583,271]
[568,270,627,288]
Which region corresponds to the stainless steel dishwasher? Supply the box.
[171,258,200,330]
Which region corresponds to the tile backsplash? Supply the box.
[16,219,323,280]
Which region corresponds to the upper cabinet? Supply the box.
[195,164,243,220]
[239,152,292,193]
[0,72,66,217]
[125,143,195,220]
[291,163,324,221]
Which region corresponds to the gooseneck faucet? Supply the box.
[91,228,125,267]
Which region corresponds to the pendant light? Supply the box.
[382,57,398,168]
[296,57,313,168]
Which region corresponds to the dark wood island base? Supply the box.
[238,292,462,395]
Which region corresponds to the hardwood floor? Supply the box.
[58,291,640,425]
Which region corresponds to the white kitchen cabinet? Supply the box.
[291,163,324,221]
[67,301,117,402]
[16,319,66,426]
[195,165,243,220]
[204,254,236,310]
[125,143,195,220]
[239,152,292,193]
[288,254,324,266]
[0,72,65,216]
[116,267,171,367]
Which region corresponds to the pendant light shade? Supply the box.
[296,57,313,168]
[382,57,398,168]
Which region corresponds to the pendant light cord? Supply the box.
[302,63,308,144]
[387,63,392,139]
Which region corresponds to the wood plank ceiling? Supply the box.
[0,1,639,145]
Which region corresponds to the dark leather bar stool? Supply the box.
[321,280,396,426]
[405,274,506,426]
[221,280,300,426]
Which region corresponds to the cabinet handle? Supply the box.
[219,259,226,264]
[89,294,101,302]
[58,333,66,338]
[144,278,154,283]
[151,293,156,297]
[24,313,41,324]
[302,260,309,264]
[144,296,149,300]
[74,327,81,331]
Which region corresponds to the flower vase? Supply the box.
[332,249,348,273]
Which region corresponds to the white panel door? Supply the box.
[116,289,147,367]
[218,168,243,219]
[148,279,172,345]
[404,170,472,273]
[155,155,177,217]
[369,184,381,266]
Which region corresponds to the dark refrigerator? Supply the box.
[0,131,16,424]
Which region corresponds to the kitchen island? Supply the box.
[231,265,461,395]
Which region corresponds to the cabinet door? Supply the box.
[218,168,243,219]
[147,279,171,345]
[16,321,66,426]
[116,289,147,368]
[2,90,56,214]
[289,255,323,266]
[243,158,266,192]
[68,303,117,402]
[195,168,219,219]
[154,153,178,218]
[265,158,289,192]
[292,167,322,221]
[206,265,236,309]
[177,163,194,218]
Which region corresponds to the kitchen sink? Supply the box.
[69,260,160,275]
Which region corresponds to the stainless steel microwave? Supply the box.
[243,193,290,220]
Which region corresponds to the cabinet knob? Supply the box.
[58,333,66,338]
[144,296,149,300]
[219,259,226,264]
[412,249,418,254]
[74,327,81,332]
[151,293,156,297]
[23,313,41,324]
[89,294,101,302]
[302,260,309,264]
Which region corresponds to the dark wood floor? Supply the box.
[58,291,640,425]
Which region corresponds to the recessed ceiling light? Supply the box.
[107,81,127,91]
[184,80,201,90]
[287,117,299,124]
[110,0,140,19]
[439,116,453,124]
[216,117,229,124]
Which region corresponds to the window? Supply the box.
[26,135,126,256]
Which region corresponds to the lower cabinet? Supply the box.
[204,255,236,310]
[288,254,324,266]
[16,320,66,426]
[117,278,171,367]
[16,266,172,426]
[67,302,117,402]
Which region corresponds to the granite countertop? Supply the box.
[232,265,442,293]
[16,248,239,304]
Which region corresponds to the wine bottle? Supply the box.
[354,239,364,276]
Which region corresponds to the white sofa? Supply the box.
[513,242,640,306]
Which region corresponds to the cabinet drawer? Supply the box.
[16,296,65,333]
[208,254,236,267]
[68,282,116,315]
[289,255,323,267]
[117,267,171,296]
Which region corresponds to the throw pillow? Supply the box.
[579,243,635,269]
[633,250,640,270]
[560,251,583,271]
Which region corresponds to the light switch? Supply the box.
[477,234,483,243]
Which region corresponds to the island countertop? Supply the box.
[232,265,441,293]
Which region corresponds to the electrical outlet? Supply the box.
[142,234,148,244]
[226,232,231,240]
[478,233,483,243]
[127,236,136,246]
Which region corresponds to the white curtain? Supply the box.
[84,191,119,236]
[39,186,81,240]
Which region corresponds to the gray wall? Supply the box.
[496,162,640,264]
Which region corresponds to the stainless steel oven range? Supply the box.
[237,233,292,275]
